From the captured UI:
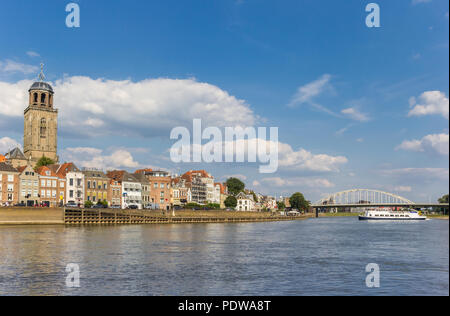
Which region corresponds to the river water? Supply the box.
[0,217,448,296]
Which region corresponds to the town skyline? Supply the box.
[0,0,449,202]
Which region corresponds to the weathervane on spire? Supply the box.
[38,62,45,82]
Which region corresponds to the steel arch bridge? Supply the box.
[313,189,415,207]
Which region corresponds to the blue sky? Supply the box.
[0,0,448,202]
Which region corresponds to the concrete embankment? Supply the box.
[0,208,310,226]
[0,207,64,225]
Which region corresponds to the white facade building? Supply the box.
[235,192,255,211]
[122,173,142,209]
[66,171,85,206]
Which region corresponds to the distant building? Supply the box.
[48,163,85,207]
[4,148,28,169]
[83,169,110,206]
[136,169,171,210]
[0,154,6,163]
[23,67,59,164]
[108,178,122,208]
[181,170,215,205]
[17,162,39,206]
[0,162,19,206]
[172,177,192,207]
[235,192,255,211]
[36,165,66,207]
[133,172,150,208]
[107,170,142,209]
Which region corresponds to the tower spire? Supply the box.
[38,62,45,82]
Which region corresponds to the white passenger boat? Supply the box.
[359,209,427,221]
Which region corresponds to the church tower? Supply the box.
[23,64,59,164]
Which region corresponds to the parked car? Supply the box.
[14,202,26,207]
[110,205,121,209]
[128,205,138,210]
[93,204,108,209]
[65,202,79,208]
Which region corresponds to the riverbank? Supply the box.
[0,207,310,226]
[0,208,64,225]
[427,215,449,220]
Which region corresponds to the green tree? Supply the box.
[289,192,310,211]
[35,156,55,169]
[277,201,286,211]
[84,200,93,208]
[226,178,245,196]
[250,191,258,202]
[224,196,237,208]
[438,194,449,203]
[98,200,108,207]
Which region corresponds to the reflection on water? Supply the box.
[0,218,448,296]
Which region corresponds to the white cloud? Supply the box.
[394,186,412,192]
[288,74,331,107]
[212,137,348,172]
[0,60,38,75]
[252,180,261,187]
[341,107,370,122]
[277,142,347,172]
[397,133,449,155]
[408,91,449,119]
[26,51,40,58]
[0,137,22,154]
[223,174,248,181]
[0,76,257,137]
[260,177,335,188]
[62,147,141,170]
[380,168,449,181]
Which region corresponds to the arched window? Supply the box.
[40,118,47,138]
[41,93,46,104]
[48,94,52,107]
[33,93,38,103]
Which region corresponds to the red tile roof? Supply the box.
[135,168,153,174]
[35,165,57,177]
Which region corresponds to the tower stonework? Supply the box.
[23,73,58,164]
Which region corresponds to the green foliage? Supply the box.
[277,201,286,211]
[226,178,245,196]
[251,191,258,202]
[35,156,55,169]
[98,200,108,206]
[184,202,221,210]
[289,192,310,211]
[224,196,237,208]
[185,203,202,209]
[438,194,449,204]
[84,200,93,208]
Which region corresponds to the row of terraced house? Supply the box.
[0,149,231,210]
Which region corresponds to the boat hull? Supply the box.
[359,216,427,221]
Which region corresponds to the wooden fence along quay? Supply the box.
[64,208,306,225]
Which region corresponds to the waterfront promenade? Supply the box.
[0,208,310,226]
